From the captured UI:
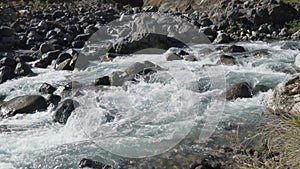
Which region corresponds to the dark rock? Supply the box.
[0,66,15,84]
[114,0,143,7]
[14,61,33,76]
[36,50,61,68]
[109,33,187,54]
[14,50,39,62]
[95,76,111,86]
[39,83,57,94]
[142,6,158,12]
[223,45,246,53]
[226,82,253,100]
[269,3,299,25]
[0,26,15,37]
[46,94,61,106]
[55,58,73,70]
[72,40,85,48]
[0,57,17,68]
[79,158,113,169]
[39,42,55,54]
[53,99,79,124]
[52,10,64,19]
[0,95,47,117]
[199,18,213,27]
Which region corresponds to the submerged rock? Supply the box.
[217,54,236,65]
[0,95,47,117]
[226,82,253,100]
[267,74,300,118]
[96,61,164,86]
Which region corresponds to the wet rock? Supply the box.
[39,83,57,94]
[109,33,187,54]
[53,99,79,124]
[39,42,55,54]
[165,52,182,61]
[226,82,253,100]
[217,54,236,65]
[95,76,111,86]
[46,94,61,106]
[79,158,113,169]
[0,66,15,84]
[54,53,73,70]
[253,84,271,94]
[55,58,73,70]
[223,45,246,53]
[0,95,47,117]
[267,74,300,117]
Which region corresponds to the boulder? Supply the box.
[39,83,57,94]
[0,95,47,117]
[165,52,182,61]
[267,74,300,118]
[226,82,253,100]
[14,58,33,76]
[79,158,113,169]
[39,42,55,54]
[0,66,15,84]
[114,0,143,7]
[95,76,111,86]
[269,3,299,25]
[108,33,187,54]
[0,26,15,37]
[0,57,17,68]
[53,99,79,124]
[223,45,246,53]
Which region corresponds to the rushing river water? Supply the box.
[0,41,299,168]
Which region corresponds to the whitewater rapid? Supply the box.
[0,41,299,168]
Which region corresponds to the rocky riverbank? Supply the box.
[0,0,300,168]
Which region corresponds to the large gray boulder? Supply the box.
[0,95,48,117]
[267,74,300,118]
[108,33,187,54]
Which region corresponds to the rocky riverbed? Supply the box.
[0,0,300,168]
